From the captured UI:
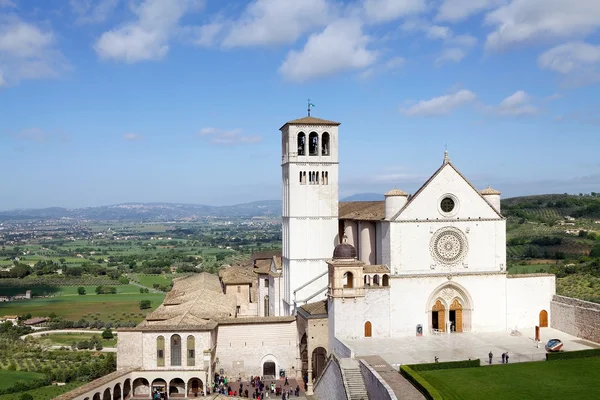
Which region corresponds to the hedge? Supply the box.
[0,377,52,395]
[400,365,442,400]
[546,348,600,361]
[409,359,480,372]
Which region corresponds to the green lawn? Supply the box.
[0,370,46,390]
[42,332,117,347]
[134,274,172,289]
[418,357,600,400]
[0,381,81,400]
[0,292,164,321]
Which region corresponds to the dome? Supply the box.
[385,188,408,197]
[333,240,357,259]
[480,186,501,195]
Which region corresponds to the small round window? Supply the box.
[440,197,455,213]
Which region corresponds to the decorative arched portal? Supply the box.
[364,321,372,337]
[132,378,149,397]
[432,300,446,332]
[102,388,111,400]
[187,378,204,397]
[123,379,131,399]
[113,383,122,400]
[450,299,463,332]
[539,310,548,327]
[169,378,185,395]
[300,333,308,377]
[312,347,327,379]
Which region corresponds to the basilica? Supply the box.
[58,115,556,400]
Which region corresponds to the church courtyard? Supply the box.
[344,327,600,366]
[418,356,600,400]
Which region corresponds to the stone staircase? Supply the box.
[340,358,369,400]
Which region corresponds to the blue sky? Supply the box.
[1,0,600,210]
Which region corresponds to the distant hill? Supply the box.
[0,200,282,222]
[502,194,600,221]
[342,193,385,202]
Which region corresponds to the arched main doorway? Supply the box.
[187,378,203,397]
[449,299,463,332]
[263,361,276,376]
[312,347,327,379]
[539,310,548,327]
[432,300,445,332]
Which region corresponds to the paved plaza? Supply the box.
[344,327,600,367]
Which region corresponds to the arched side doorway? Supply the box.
[539,310,548,327]
[364,321,372,337]
[187,378,203,397]
[312,347,327,380]
[432,300,445,332]
[450,299,463,332]
[263,361,276,376]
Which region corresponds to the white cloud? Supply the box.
[362,0,427,24]
[95,0,204,63]
[538,42,600,87]
[544,93,563,101]
[401,89,477,116]
[192,21,224,47]
[484,0,600,51]
[0,16,69,85]
[0,0,16,8]
[436,48,466,65]
[359,56,405,79]
[279,19,377,82]
[494,90,539,116]
[70,0,119,24]
[436,0,500,22]
[0,72,6,87]
[198,127,262,145]
[222,0,332,47]
[123,133,143,141]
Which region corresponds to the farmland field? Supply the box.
[418,357,600,400]
[0,382,81,400]
[0,370,45,390]
[41,332,117,347]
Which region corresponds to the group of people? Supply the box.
[488,351,510,364]
[211,374,301,399]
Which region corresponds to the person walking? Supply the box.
[505,352,509,363]
[501,352,506,364]
[488,351,493,365]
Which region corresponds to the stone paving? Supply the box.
[345,327,600,368]
[359,355,425,400]
[206,377,308,399]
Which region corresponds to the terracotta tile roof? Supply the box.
[251,250,281,263]
[338,201,385,221]
[362,265,390,274]
[54,368,136,400]
[220,265,256,285]
[299,300,328,316]
[253,259,272,274]
[217,316,296,325]
[480,186,501,195]
[280,116,341,130]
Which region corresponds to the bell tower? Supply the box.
[280,114,340,315]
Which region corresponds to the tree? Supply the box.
[19,394,34,400]
[139,300,151,310]
[77,286,86,295]
[95,286,103,294]
[102,328,114,339]
[591,243,600,258]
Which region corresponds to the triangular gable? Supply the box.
[392,162,503,221]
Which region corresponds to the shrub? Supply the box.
[19,393,34,400]
[400,365,442,400]
[409,359,480,371]
[95,343,103,351]
[139,300,152,310]
[102,328,114,339]
[546,348,600,361]
[77,286,86,295]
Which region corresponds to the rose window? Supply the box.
[430,227,468,265]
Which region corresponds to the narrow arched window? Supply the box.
[187,335,195,366]
[322,132,330,155]
[297,132,306,155]
[373,274,380,286]
[343,272,354,288]
[157,336,165,367]
[382,274,389,287]
[309,132,318,155]
[303,171,306,184]
[171,334,181,366]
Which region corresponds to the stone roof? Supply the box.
[385,188,408,196]
[280,116,341,130]
[333,242,357,259]
[363,265,390,274]
[220,265,256,285]
[480,186,501,195]
[252,250,281,262]
[254,259,272,274]
[299,300,328,316]
[141,273,235,330]
[338,201,385,221]
[54,368,136,400]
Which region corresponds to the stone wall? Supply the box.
[358,360,397,400]
[551,295,600,343]
[313,356,347,400]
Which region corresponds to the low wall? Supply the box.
[331,337,354,358]
[358,360,397,400]
[314,356,347,400]
[551,295,600,343]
